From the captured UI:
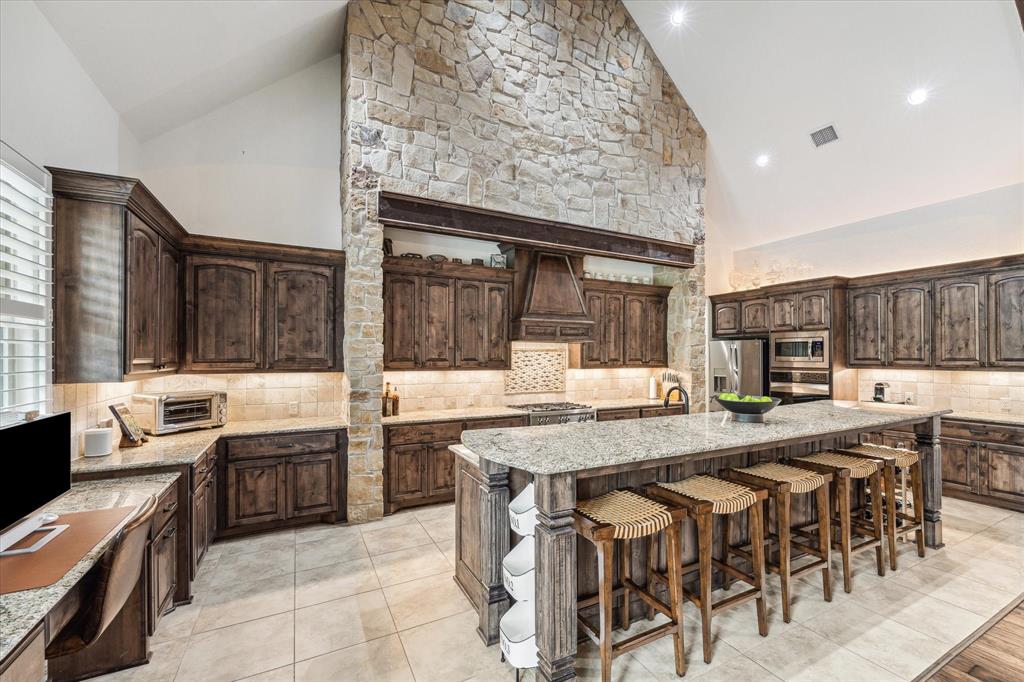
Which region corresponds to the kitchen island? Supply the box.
[452,401,951,682]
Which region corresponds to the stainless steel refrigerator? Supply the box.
[709,338,768,411]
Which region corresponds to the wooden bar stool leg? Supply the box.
[696,511,714,664]
[665,521,687,677]
[870,470,886,577]
[815,482,833,603]
[911,461,926,558]
[883,464,898,570]
[837,477,853,593]
[597,539,614,682]
[646,532,658,620]
[777,489,792,623]
[749,499,768,637]
[620,539,632,631]
[720,513,733,590]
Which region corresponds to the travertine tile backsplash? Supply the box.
[856,369,1024,415]
[384,367,666,412]
[52,373,347,456]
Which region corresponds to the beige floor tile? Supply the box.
[95,636,188,681]
[891,561,1019,617]
[770,571,850,623]
[361,522,434,556]
[412,503,454,523]
[295,557,380,608]
[852,578,987,644]
[571,639,658,682]
[294,634,414,682]
[745,624,901,682]
[294,523,363,546]
[150,602,202,644]
[213,529,296,557]
[192,572,294,634]
[295,530,368,572]
[435,538,456,566]
[419,514,455,542]
[239,665,294,681]
[682,589,790,654]
[621,614,742,679]
[175,612,294,682]
[941,498,1013,527]
[294,590,396,661]
[940,511,995,537]
[802,601,949,679]
[349,511,420,535]
[399,610,514,682]
[370,544,452,587]
[383,572,471,630]
[684,654,781,682]
[207,545,295,588]
[922,546,1024,593]
[952,532,1024,565]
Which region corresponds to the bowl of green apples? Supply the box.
[713,393,781,423]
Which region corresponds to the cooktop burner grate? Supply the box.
[510,402,592,412]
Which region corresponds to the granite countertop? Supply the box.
[0,473,179,660]
[71,416,348,474]
[383,406,527,425]
[588,398,682,410]
[858,402,1024,428]
[460,401,952,475]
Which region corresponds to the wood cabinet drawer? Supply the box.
[387,421,463,445]
[596,408,641,421]
[225,432,337,461]
[154,480,180,532]
[641,406,684,418]
[192,448,210,488]
[463,416,528,430]
[943,420,1024,446]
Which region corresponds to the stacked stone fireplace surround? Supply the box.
[341,0,708,521]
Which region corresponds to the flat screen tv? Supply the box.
[1,411,72,532]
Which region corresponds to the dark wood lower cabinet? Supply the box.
[220,429,347,536]
[150,520,177,634]
[866,418,1023,511]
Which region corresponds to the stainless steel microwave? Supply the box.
[130,391,227,435]
[769,331,830,370]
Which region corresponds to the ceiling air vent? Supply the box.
[810,125,839,147]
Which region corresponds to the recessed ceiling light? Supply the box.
[907,88,929,105]
[669,8,686,27]
[755,154,770,168]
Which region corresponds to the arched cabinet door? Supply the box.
[934,275,986,368]
[125,215,161,373]
[265,262,335,370]
[988,268,1024,368]
[888,281,931,366]
[848,286,886,366]
[185,255,263,370]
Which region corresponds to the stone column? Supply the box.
[655,241,707,413]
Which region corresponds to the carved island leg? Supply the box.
[914,416,944,549]
[475,458,511,644]
[534,471,578,682]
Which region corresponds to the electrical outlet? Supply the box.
[288,401,299,416]
[905,393,914,404]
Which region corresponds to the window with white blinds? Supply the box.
[0,142,53,426]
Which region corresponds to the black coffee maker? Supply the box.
[873,382,890,402]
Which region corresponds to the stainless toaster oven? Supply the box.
[130,391,227,435]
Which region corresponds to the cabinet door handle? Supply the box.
[967,428,987,435]
[163,525,176,538]
[276,444,295,449]
[162,502,178,514]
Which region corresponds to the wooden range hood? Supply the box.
[377,191,695,342]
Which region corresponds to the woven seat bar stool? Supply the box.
[574,489,688,682]
[725,463,833,623]
[840,443,925,570]
[789,451,885,593]
[644,475,769,664]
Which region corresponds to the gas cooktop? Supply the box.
[509,402,592,412]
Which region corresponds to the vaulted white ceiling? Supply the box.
[35,0,347,141]
[624,0,1024,250]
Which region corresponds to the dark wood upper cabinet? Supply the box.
[383,257,512,370]
[988,268,1024,368]
[741,298,769,333]
[605,294,626,365]
[185,255,263,371]
[713,302,740,336]
[848,286,886,366]
[623,294,647,366]
[797,289,830,330]
[126,216,161,374]
[583,292,605,367]
[645,296,668,366]
[768,295,797,332]
[157,240,181,372]
[934,275,986,367]
[888,281,931,366]
[265,262,336,370]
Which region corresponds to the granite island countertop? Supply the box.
[71,416,348,474]
[460,401,951,475]
[381,398,683,426]
[857,402,1024,428]
[0,473,179,660]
